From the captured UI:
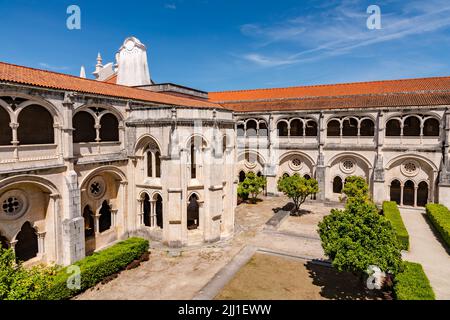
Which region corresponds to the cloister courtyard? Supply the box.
[74,197,450,300]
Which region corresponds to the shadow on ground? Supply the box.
[305,261,392,300]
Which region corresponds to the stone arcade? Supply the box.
[1,36,450,266]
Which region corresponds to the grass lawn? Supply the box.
[215,252,390,300]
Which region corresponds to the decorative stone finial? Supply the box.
[116,37,151,87]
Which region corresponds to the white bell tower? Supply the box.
[116,37,151,86]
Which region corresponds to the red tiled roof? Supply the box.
[210,77,450,112]
[0,62,221,109]
[221,92,450,112]
[209,77,450,102]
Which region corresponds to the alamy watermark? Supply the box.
[367,5,382,30]
[66,5,81,30]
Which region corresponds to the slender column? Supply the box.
[10,122,19,160]
[414,186,419,207]
[36,231,46,258]
[111,209,118,227]
[150,200,156,227]
[95,123,101,154]
[50,193,60,264]
[152,151,156,177]
[138,199,144,226]
[400,183,404,206]
[94,214,101,234]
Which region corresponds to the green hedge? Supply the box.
[42,237,149,300]
[426,203,450,248]
[383,201,409,250]
[394,262,435,300]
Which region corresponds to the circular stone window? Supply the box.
[289,158,303,171]
[401,160,420,177]
[340,159,356,174]
[0,189,28,220]
[88,176,106,199]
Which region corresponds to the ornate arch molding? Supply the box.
[327,152,373,170]
[0,92,62,123]
[134,134,163,155]
[80,166,127,189]
[0,175,59,195]
[187,191,203,203]
[385,154,438,172]
[278,150,316,168]
[184,133,210,149]
[74,103,125,123]
[237,149,267,165]
[385,112,441,125]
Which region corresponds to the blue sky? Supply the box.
[1,0,450,91]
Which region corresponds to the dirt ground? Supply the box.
[215,252,388,300]
[75,197,336,300]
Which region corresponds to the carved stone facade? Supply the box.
[1,37,449,266]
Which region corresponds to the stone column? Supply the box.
[111,209,118,227]
[400,183,404,206]
[138,199,144,226]
[10,122,19,160]
[316,112,327,201]
[36,231,46,259]
[373,111,386,205]
[94,214,101,234]
[50,193,61,264]
[150,200,156,227]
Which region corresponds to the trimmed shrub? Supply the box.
[394,262,435,300]
[42,237,149,300]
[426,203,450,249]
[383,201,409,250]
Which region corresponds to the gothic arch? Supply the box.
[134,134,163,155]
[80,166,127,189]
[327,152,373,170]
[0,175,59,195]
[385,154,438,172]
[279,151,315,168]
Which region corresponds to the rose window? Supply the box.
[343,160,354,170]
[403,162,417,174]
[2,197,21,215]
[88,177,106,199]
[0,190,28,220]
[401,161,420,176]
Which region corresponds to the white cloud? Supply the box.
[38,63,70,71]
[165,3,177,10]
[239,0,450,67]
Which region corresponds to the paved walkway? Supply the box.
[400,208,450,300]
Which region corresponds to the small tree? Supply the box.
[318,178,403,279]
[277,174,319,215]
[238,172,266,204]
[342,176,371,204]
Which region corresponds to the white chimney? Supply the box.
[116,37,151,87]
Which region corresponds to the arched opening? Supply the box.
[277,121,288,136]
[390,180,401,205]
[342,118,358,136]
[99,113,119,142]
[290,119,303,137]
[237,123,245,137]
[423,118,440,137]
[239,171,246,183]
[417,181,429,207]
[360,119,375,136]
[333,176,343,194]
[187,194,199,230]
[246,120,257,137]
[155,151,161,178]
[327,120,340,137]
[403,117,421,136]
[403,180,415,206]
[304,174,311,180]
[190,143,197,179]
[386,119,401,136]
[259,122,268,136]
[155,194,163,228]
[99,200,112,233]
[73,111,96,143]
[305,121,318,137]
[0,107,12,145]
[18,105,54,145]
[143,193,151,227]
[14,222,38,262]
[282,173,290,178]
[83,205,95,238]
[147,151,153,177]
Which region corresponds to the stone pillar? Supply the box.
[150,200,156,227]
[50,193,61,264]
[373,111,386,205]
[138,199,144,226]
[94,214,101,234]
[36,231,46,259]
[10,122,19,160]
[111,209,118,227]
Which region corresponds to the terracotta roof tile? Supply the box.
[222,93,450,112]
[0,62,221,109]
[209,77,450,102]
